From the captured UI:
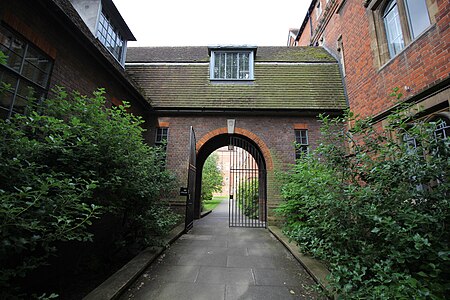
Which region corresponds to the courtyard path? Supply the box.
[120,198,323,300]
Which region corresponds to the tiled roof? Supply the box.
[127,46,336,63]
[48,0,147,106]
[125,46,346,111]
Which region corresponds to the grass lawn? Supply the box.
[202,195,227,211]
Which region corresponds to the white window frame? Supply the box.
[404,0,431,39]
[155,127,169,145]
[316,1,322,19]
[295,129,309,159]
[210,50,254,81]
[337,35,346,76]
[383,0,405,58]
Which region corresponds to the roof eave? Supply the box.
[101,0,136,41]
[207,45,258,56]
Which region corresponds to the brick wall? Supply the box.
[296,0,450,120]
[0,0,152,133]
[155,114,324,223]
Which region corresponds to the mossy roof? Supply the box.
[125,46,346,110]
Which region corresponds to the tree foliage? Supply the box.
[201,153,223,203]
[237,178,259,219]
[0,87,178,297]
[277,95,449,299]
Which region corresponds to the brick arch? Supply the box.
[196,127,274,171]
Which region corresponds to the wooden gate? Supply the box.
[183,126,196,232]
[229,136,267,228]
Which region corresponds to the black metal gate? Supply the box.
[183,126,196,232]
[229,136,267,228]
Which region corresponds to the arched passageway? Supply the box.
[195,132,268,228]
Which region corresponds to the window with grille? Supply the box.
[402,115,450,154]
[155,127,169,150]
[96,11,125,64]
[210,51,254,80]
[0,25,53,119]
[295,129,309,159]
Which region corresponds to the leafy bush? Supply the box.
[201,153,223,203]
[277,98,449,298]
[237,178,259,219]
[0,87,178,297]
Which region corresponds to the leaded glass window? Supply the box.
[0,25,53,119]
[211,51,253,80]
[97,11,125,63]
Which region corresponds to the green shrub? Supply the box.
[277,99,449,298]
[201,153,223,203]
[237,178,259,219]
[0,87,178,297]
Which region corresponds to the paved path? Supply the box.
[120,198,323,300]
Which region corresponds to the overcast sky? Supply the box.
[113,0,309,47]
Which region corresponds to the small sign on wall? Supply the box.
[227,119,235,134]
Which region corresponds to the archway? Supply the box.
[194,131,270,228]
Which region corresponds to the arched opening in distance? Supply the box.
[195,133,267,227]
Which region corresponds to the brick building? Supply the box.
[290,0,449,129]
[125,46,346,223]
[0,0,155,292]
[0,0,151,132]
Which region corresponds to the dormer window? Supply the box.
[70,0,136,67]
[97,11,125,63]
[209,48,255,81]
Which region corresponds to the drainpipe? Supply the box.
[308,10,313,46]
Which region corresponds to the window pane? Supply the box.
[22,61,48,87]
[384,1,404,57]
[434,120,449,140]
[239,53,249,79]
[16,80,37,100]
[0,106,10,119]
[0,25,52,119]
[0,71,19,91]
[156,127,169,143]
[295,129,309,159]
[405,0,430,39]
[0,40,25,73]
[212,51,252,80]
[96,11,124,62]
[403,133,418,151]
[12,94,29,114]
[226,53,233,79]
[0,90,14,112]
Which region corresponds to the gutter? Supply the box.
[150,108,345,117]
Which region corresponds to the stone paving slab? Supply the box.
[120,198,323,300]
[145,265,200,283]
[196,266,255,285]
[131,282,226,300]
[225,284,320,300]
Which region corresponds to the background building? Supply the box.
[290,0,449,129]
[0,0,153,295]
[0,0,151,130]
[125,46,346,223]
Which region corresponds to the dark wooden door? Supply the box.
[184,126,196,233]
